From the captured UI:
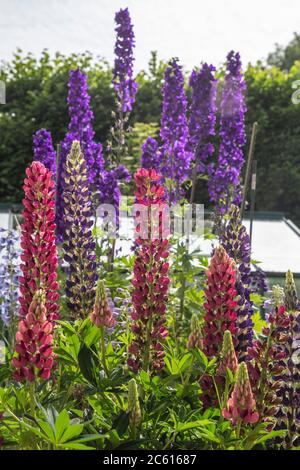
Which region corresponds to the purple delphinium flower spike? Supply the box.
[160,58,192,203]
[188,63,217,175]
[64,69,104,183]
[33,129,57,176]
[113,7,138,114]
[56,69,104,242]
[101,8,137,234]
[221,205,253,360]
[208,51,247,214]
[0,228,21,326]
[62,141,97,319]
[141,137,160,169]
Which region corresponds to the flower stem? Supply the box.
[29,381,36,418]
[100,327,108,376]
[235,419,242,448]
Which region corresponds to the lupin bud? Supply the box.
[90,280,116,329]
[128,378,141,429]
[222,362,259,426]
[284,270,298,311]
[218,330,238,376]
[187,314,203,349]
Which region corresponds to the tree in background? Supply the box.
[268,32,300,71]
[1,38,300,224]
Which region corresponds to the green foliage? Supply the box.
[268,32,300,70]
[1,47,300,222]
[0,246,284,450]
[0,50,114,203]
[245,61,300,224]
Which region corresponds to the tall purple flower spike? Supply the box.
[208,51,247,214]
[33,129,57,176]
[188,63,217,174]
[141,137,160,169]
[160,58,192,203]
[56,69,104,242]
[100,7,137,228]
[113,7,138,113]
[221,205,254,361]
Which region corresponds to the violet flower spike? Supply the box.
[113,7,138,113]
[160,58,192,203]
[33,129,57,176]
[208,51,247,214]
[56,69,104,241]
[188,63,217,175]
[141,137,160,170]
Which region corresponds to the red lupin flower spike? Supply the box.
[19,161,59,322]
[128,168,170,373]
[222,362,259,426]
[203,246,238,358]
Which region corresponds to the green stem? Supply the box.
[142,318,153,373]
[28,381,36,418]
[235,419,242,448]
[212,376,222,410]
[130,423,137,441]
[179,275,186,321]
[100,327,109,376]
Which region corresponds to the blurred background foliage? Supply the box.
[1,37,300,223]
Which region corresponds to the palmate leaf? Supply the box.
[191,348,208,369]
[54,409,71,442]
[59,424,84,443]
[177,353,193,373]
[252,311,267,334]
[176,419,212,432]
[83,324,102,348]
[37,419,56,443]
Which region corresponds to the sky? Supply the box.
[1,0,300,72]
